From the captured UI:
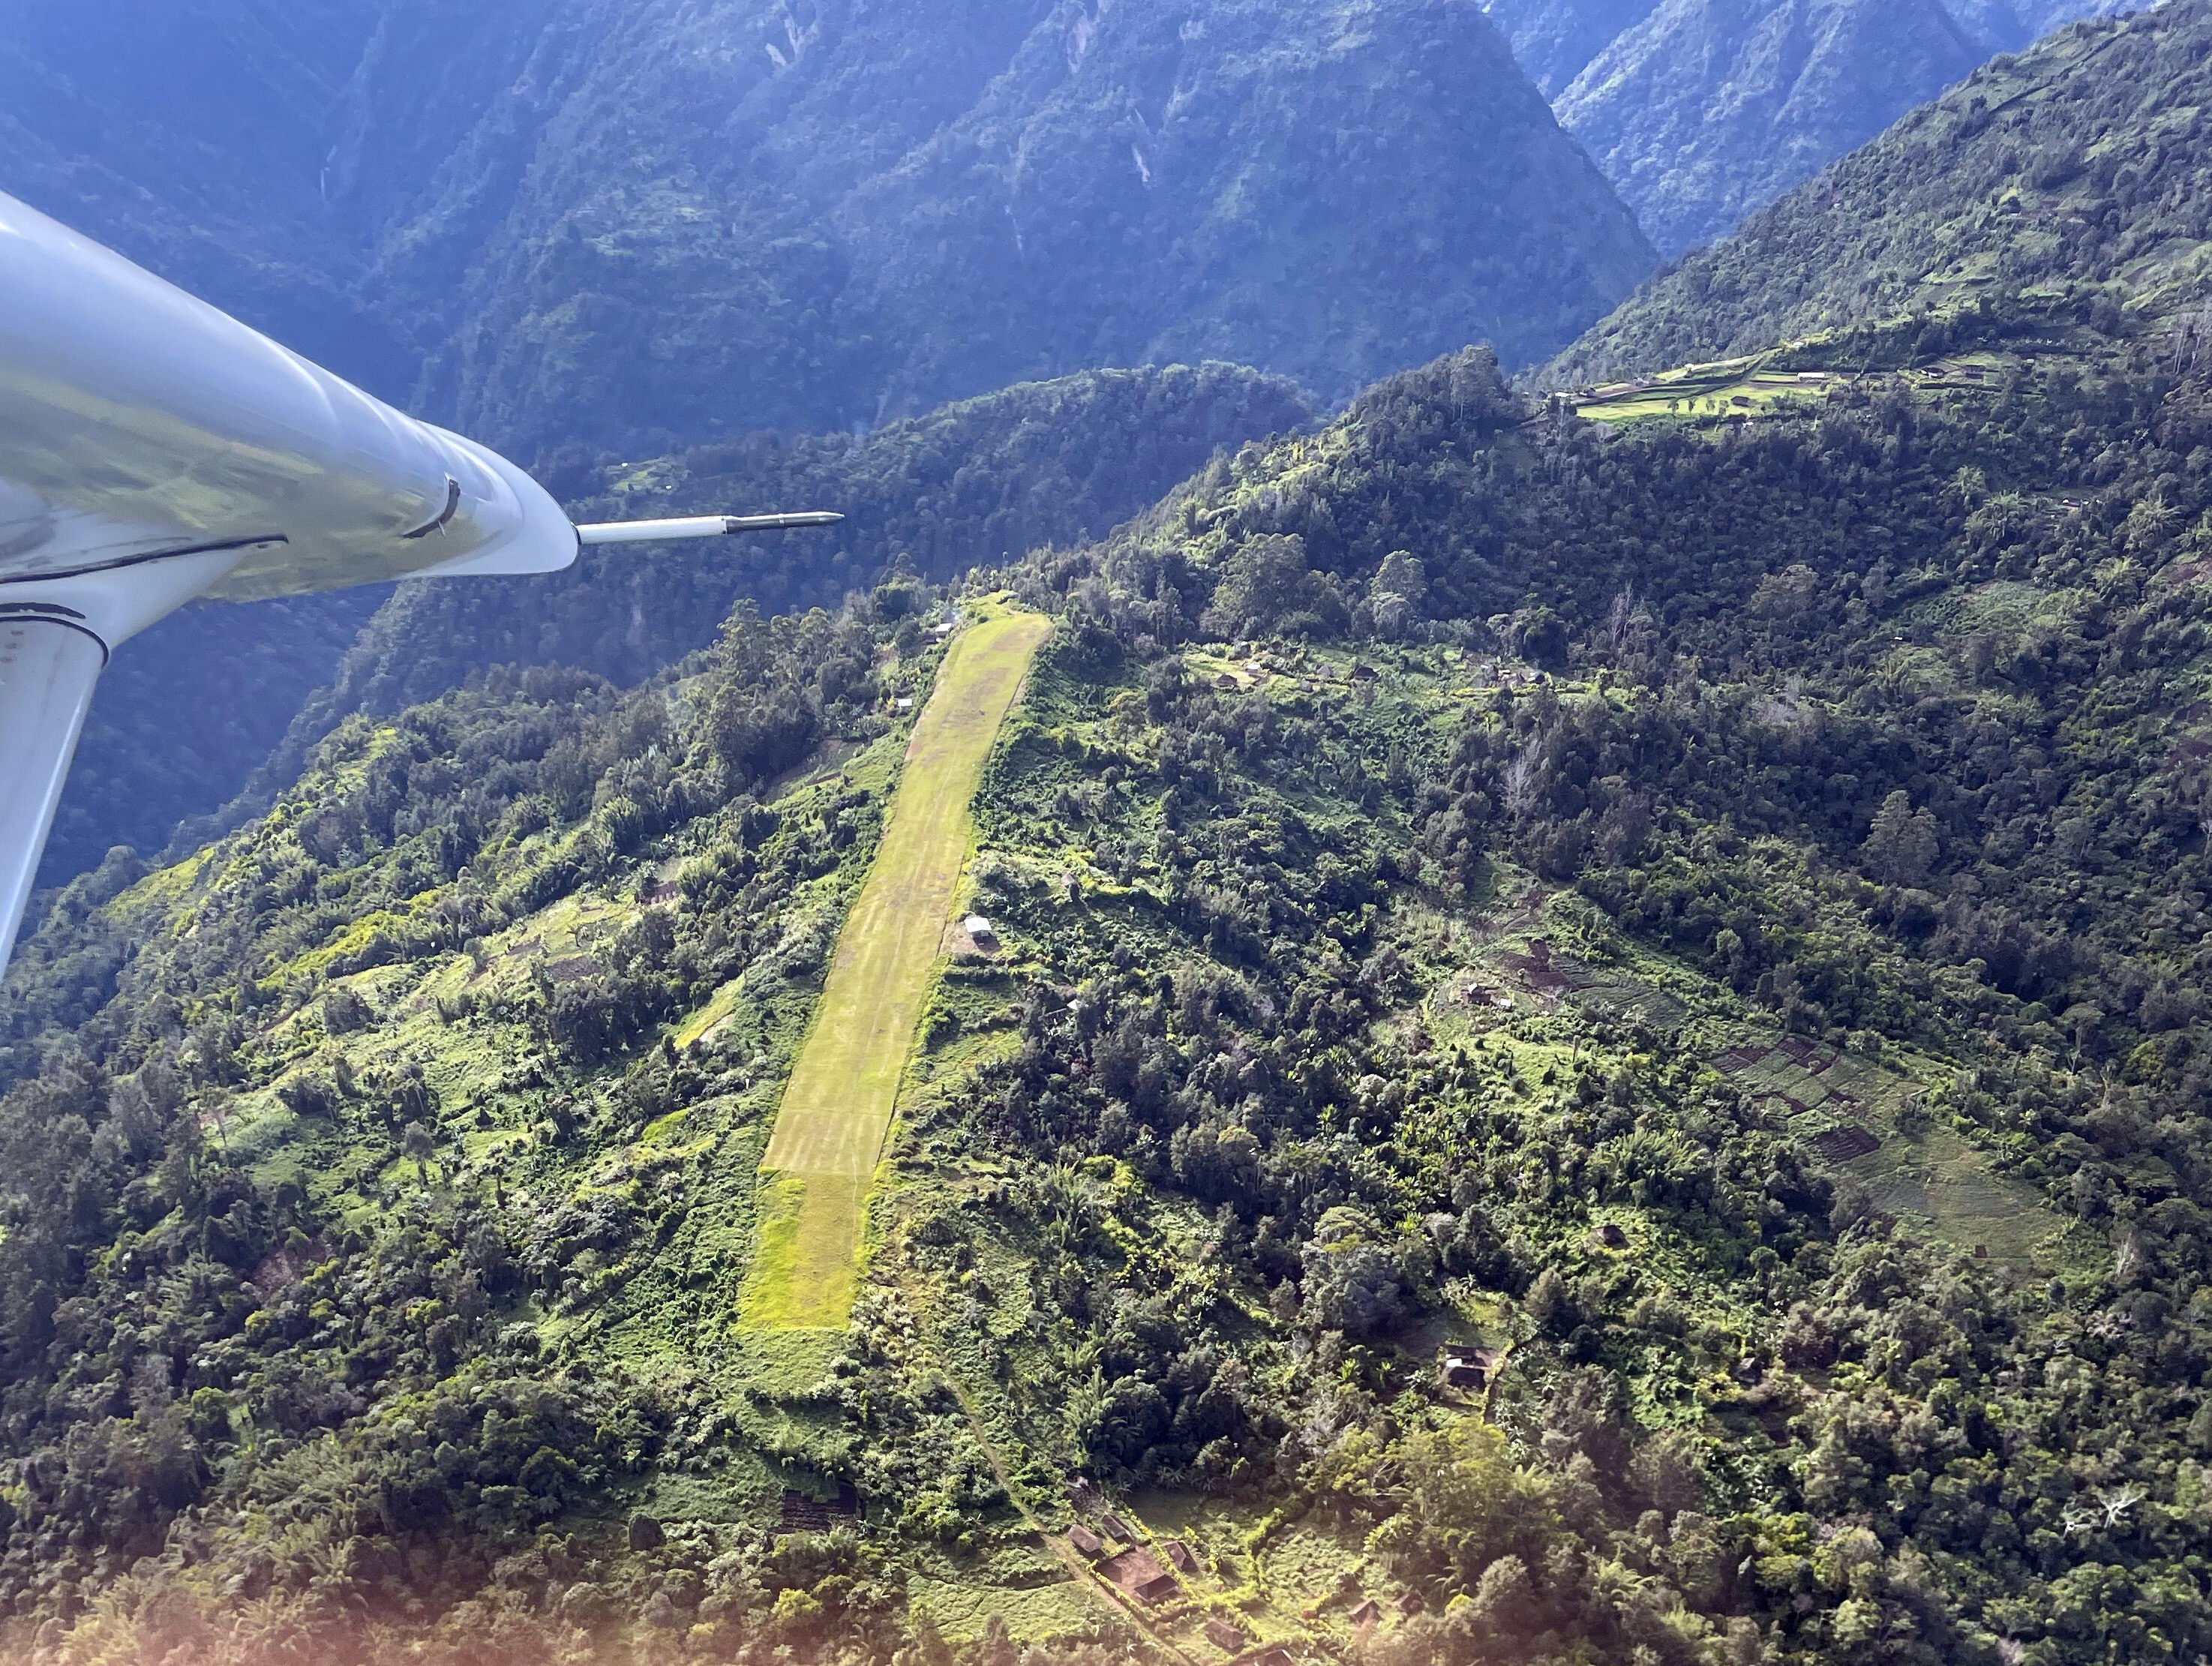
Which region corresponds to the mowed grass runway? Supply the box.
[743,605,1052,1328]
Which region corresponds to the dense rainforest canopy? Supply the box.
[9,2,2212,1661]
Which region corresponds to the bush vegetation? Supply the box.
[6,318,2212,1660]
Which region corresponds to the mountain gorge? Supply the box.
[220,363,1315,847]
[1486,0,2128,253]
[1553,0,1999,254]
[1547,0,2212,381]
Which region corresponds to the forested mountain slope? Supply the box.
[311,366,1313,720]
[44,590,395,893]
[356,0,1654,450]
[1485,0,2128,256]
[41,364,1309,890]
[6,0,1658,448]
[7,0,1652,893]
[1549,0,2212,382]
[0,0,405,395]
[8,311,2212,1662]
[1482,0,1667,94]
[1553,0,1995,254]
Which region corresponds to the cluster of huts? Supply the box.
[1064,1476,1427,1654]
[1065,1480,1190,1608]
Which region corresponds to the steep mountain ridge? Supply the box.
[1485,0,2129,254]
[1553,0,1991,254]
[1481,0,1666,94]
[2,0,1660,442]
[1545,0,2212,383]
[357,0,1655,451]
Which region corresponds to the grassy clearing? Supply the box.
[740,1169,873,1328]
[1575,368,1833,423]
[1571,347,2023,426]
[746,603,1052,1328]
[905,1574,1099,1645]
[1406,866,2071,1274]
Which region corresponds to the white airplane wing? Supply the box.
[0,191,836,977]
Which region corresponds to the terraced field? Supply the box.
[1424,894,2078,1275]
[743,603,1052,1328]
[1572,362,1835,422]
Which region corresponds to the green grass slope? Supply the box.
[749,604,1051,1329]
[8,339,2212,1663]
[1547,0,2212,383]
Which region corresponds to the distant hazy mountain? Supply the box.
[347,0,1655,452]
[1547,0,2212,381]
[1557,0,1994,253]
[4,0,1654,447]
[1485,0,2132,253]
[1482,0,1667,93]
[0,0,409,393]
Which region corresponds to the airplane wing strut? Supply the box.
[0,616,106,973]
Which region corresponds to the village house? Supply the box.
[1099,1547,1180,1605]
[1439,1346,1499,1391]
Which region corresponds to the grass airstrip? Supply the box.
[742,602,1052,1328]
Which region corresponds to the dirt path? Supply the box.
[884,1243,1192,1664]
